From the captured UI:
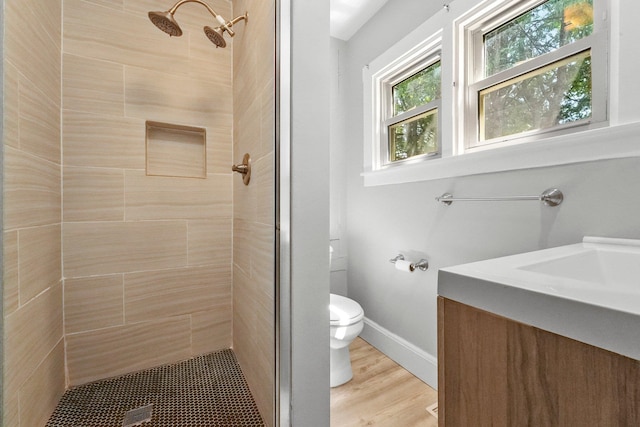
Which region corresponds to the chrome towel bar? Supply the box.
[436,188,563,207]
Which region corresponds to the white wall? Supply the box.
[333,0,640,388]
[288,0,331,424]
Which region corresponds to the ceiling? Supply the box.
[330,0,390,41]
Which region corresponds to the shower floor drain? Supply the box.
[123,404,153,426]
[46,349,264,427]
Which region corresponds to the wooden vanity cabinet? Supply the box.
[437,296,640,426]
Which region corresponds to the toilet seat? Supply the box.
[330,294,364,326]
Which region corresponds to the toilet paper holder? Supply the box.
[389,254,429,272]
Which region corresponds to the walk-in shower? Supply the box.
[148,0,248,48]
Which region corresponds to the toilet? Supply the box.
[329,293,364,387]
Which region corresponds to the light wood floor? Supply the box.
[330,337,438,427]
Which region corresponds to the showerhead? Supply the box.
[148,10,183,37]
[148,1,247,49]
[203,26,226,48]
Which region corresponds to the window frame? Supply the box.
[361,0,625,187]
[461,0,608,152]
[381,57,442,166]
[364,31,443,172]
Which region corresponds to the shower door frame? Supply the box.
[276,1,331,425]
[275,0,291,425]
[0,1,5,422]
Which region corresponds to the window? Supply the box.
[384,60,441,164]
[363,31,442,173]
[362,0,620,187]
[463,0,607,149]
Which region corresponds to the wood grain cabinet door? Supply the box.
[438,297,640,427]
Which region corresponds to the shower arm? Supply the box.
[228,14,248,27]
[167,0,237,36]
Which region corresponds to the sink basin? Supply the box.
[438,237,640,360]
[517,238,640,311]
[520,249,639,285]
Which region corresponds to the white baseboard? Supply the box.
[360,317,438,390]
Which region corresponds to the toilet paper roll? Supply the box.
[395,259,415,272]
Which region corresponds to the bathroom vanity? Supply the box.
[437,237,640,426]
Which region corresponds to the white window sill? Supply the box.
[362,121,640,187]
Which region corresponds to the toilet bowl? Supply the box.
[329,293,364,387]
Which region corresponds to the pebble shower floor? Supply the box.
[46,349,265,427]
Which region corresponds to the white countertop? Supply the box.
[438,237,640,360]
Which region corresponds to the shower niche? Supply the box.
[145,120,207,178]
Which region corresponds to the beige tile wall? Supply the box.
[66,316,193,385]
[3,0,65,425]
[232,0,276,425]
[4,0,275,423]
[62,0,233,386]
